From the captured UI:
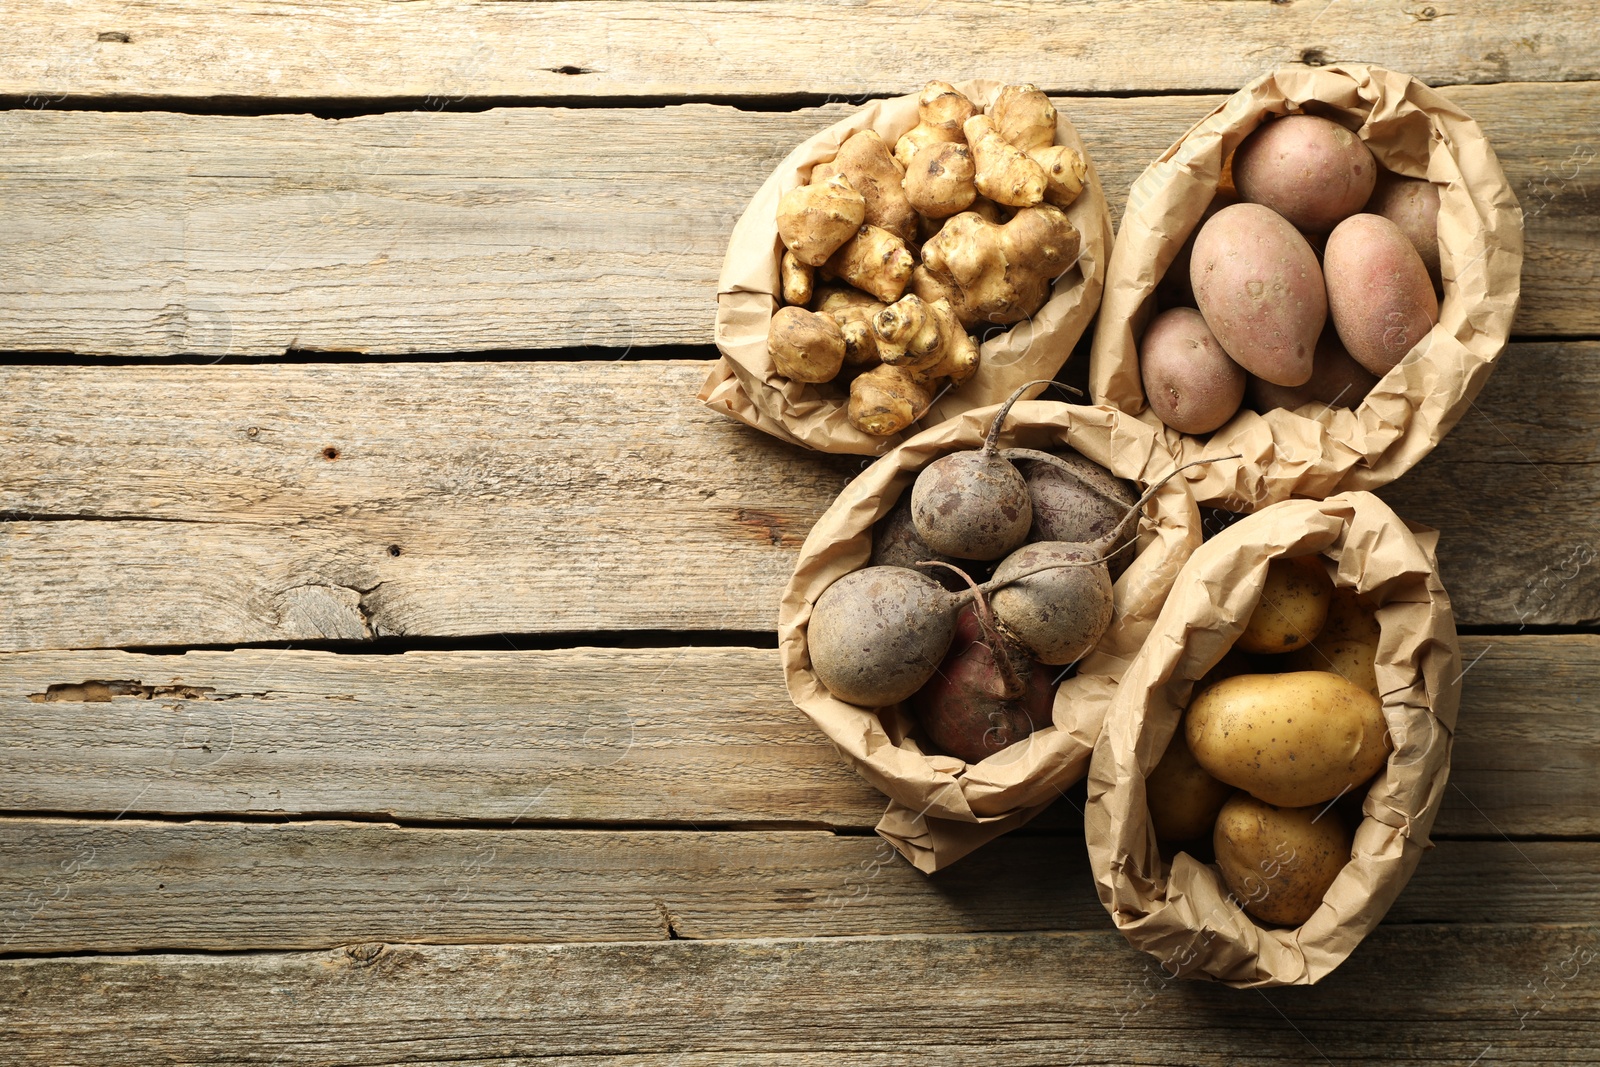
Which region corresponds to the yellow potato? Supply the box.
[1147,725,1235,842]
[1186,671,1390,807]
[1285,640,1379,698]
[1237,556,1333,654]
[1320,585,1381,645]
[1214,793,1353,927]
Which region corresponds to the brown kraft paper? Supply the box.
[1088,63,1522,509]
[704,79,1113,456]
[780,400,1200,872]
[1085,492,1459,986]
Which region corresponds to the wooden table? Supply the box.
[2,3,1597,1062]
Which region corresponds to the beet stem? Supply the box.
[981,378,1084,455]
[1097,454,1243,553]
[914,560,1025,697]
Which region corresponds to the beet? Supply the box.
[1010,448,1139,578]
[912,606,1057,763]
[870,495,970,591]
[807,566,965,707]
[908,383,1048,560]
[990,542,1113,665]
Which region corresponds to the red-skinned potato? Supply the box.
[1232,114,1376,233]
[1246,332,1378,412]
[1157,191,1237,309]
[1366,171,1442,290]
[1324,213,1439,376]
[1191,203,1325,387]
[1139,307,1247,434]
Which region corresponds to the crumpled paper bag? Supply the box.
[1088,64,1522,509]
[1085,492,1459,986]
[704,79,1113,456]
[779,400,1200,872]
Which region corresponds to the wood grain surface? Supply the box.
[0,82,1592,357]
[0,818,1593,954]
[0,638,1592,835]
[2,347,1594,650]
[3,2,1597,1053]
[4,1,1594,100]
[3,927,1596,1064]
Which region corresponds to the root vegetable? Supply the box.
[873,294,944,370]
[910,385,1037,560]
[1246,332,1377,412]
[1323,212,1439,376]
[1139,307,1247,434]
[871,495,970,590]
[780,250,814,306]
[903,141,978,219]
[808,565,964,707]
[1191,202,1325,387]
[912,605,1055,763]
[847,363,933,436]
[814,130,920,244]
[989,541,1112,665]
[777,172,866,267]
[921,205,1081,326]
[815,286,886,366]
[988,84,1057,153]
[821,224,916,304]
[1214,794,1352,927]
[893,81,979,167]
[1011,450,1138,576]
[1029,144,1088,209]
[1237,556,1334,654]
[965,114,1047,208]
[919,298,979,385]
[767,306,845,383]
[1147,725,1235,842]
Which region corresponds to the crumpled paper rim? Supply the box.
[778,399,1201,872]
[703,79,1114,456]
[1084,492,1461,987]
[1087,63,1523,509]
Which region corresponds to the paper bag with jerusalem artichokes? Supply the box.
[1085,492,1459,987]
[780,401,1200,872]
[704,79,1112,455]
[1089,63,1521,510]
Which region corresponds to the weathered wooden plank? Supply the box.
[0,361,860,647]
[0,638,1593,835]
[5,1,1594,101]
[0,646,883,827]
[2,927,1596,1064]
[0,83,1593,357]
[0,822,1098,953]
[0,816,1590,955]
[1378,342,1600,632]
[1,348,1594,649]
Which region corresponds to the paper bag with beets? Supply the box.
[780,400,1199,872]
